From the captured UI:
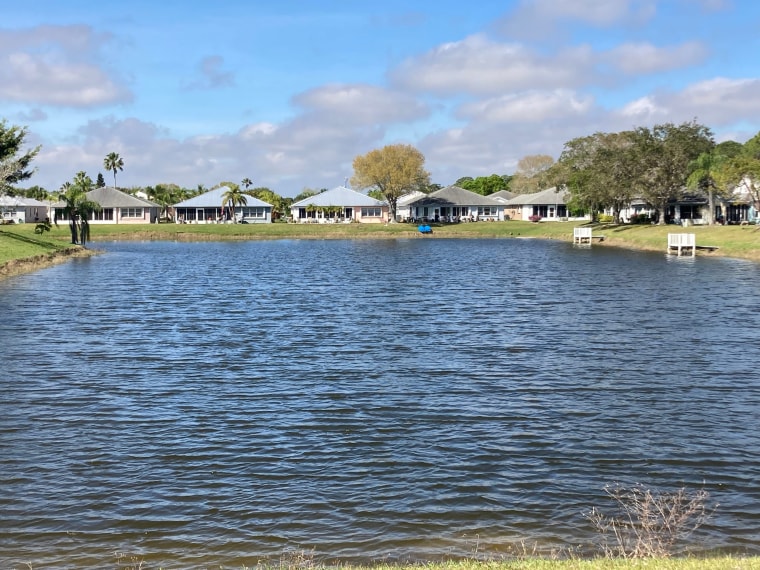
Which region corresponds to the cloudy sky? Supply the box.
[2,0,760,196]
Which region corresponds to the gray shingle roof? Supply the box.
[291,186,385,208]
[503,187,569,206]
[51,186,158,208]
[173,186,272,208]
[488,189,516,202]
[406,185,503,207]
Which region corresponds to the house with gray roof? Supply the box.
[1,195,50,224]
[53,186,159,224]
[173,186,273,224]
[290,185,389,223]
[404,185,506,222]
[502,187,586,222]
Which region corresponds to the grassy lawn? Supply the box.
[0,226,77,265]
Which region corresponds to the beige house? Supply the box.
[53,186,160,224]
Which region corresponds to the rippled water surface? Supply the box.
[1,238,759,568]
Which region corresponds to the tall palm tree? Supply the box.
[103,152,124,189]
[221,185,247,222]
[241,177,253,190]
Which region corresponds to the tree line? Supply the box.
[3,118,760,227]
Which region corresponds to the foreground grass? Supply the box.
[343,559,760,570]
[96,555,760,570]
[1,220,759,275]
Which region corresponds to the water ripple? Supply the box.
[1,238,759,567]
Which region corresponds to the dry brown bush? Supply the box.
[585,483,716,558]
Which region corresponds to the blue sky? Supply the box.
[2,0,760,196]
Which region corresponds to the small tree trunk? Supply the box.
[707,188,715,225]
[69,220,79,244]
[657,203,667,225]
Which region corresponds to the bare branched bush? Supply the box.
[585,483,716,558]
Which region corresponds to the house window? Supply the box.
[121,207,144,218]
[361,207,382,217]
[241,207,265,218]
[91,209,114,221]
[478,207,497,216]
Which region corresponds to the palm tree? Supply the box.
[103,152,124,189]
[221,185,247,222]
[61,171,101,246]
[241,177,253,190]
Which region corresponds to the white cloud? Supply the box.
[292,83,429,124]
[0,25,132,107]
[458,90,594,123]
[619,95,668,121]
[390,34,595,95]
[617,77,760,126]
[31,110,388,194]
[605,41,708,74]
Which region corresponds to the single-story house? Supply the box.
[0,195,50,224]
[290,185,389,223]
[612,188,758,225]
[53,186,160,224]
[404,185,506,222]
[173,186,273,224]
[502,187,585,222]
[396,190,427,221]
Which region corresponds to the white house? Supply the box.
[0,195,50,224]
[502,187,587,222]
[404,185,506,221]
[173,186,273,224]
[290,185,389,223]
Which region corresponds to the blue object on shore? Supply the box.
[418,224,432,234]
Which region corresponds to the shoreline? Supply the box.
[1,222,758,281]
[0,246,98,280]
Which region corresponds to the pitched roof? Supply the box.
[503,187,569,206]
[0,195,33,207]
[173,186,272,208]
[397,190,426,206]
[406,185,504,207]
[86,186,158,208]
[51,186,158,208]
[291,185,385,208]
[488,189,516,202]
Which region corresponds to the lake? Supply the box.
[1,238,759,568]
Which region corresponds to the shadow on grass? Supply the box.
[0,229,69,250]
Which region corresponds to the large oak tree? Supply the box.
[351,144,430,221]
